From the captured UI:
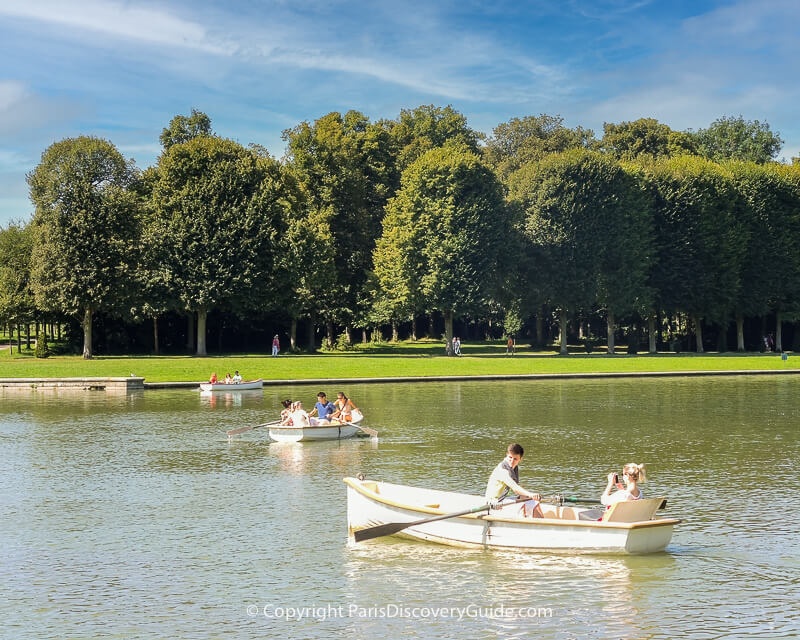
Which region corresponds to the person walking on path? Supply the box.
[272,334,280,357]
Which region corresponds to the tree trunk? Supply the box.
[326,321,334,349]
[559,308,568,354]
[196,309,207,356]
[8,322,12,355]
[57,323,61,340]
[776,311,783,352]
[391,321,399,342]
[648,314,657,353]
[736,312,745,351]
[428,313,435,338]
[307,312,316,353]
[26,323,30,350]
[578,321,585,340]
[536,313,544,348]
[607,310,615,355]
[693,314,704,353]
[35,320,40,342]
[411,316,417,341]
[187,312,195,353]
[290,317,297,351]
[82,308,93,359]
[362,328,367,344]
[17,323,22,352]
[153,316,159,355]
[345,325,352,345]
[444,309,454,355]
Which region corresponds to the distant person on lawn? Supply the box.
[272,335,280,357]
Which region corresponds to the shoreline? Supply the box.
[2,368,800,391]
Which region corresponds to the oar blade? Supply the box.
[353,521,413,543]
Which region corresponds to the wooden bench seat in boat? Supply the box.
[601,497,664,523]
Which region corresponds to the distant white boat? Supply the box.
[199,379,263,391]
[345,477,679,554]
[270,410,365,442]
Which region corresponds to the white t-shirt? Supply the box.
[232,374,242,383]
[601,488,642,506]
[291,410,310,427]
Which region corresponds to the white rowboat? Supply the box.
[199,379,263,391]
[345,477,679,554]
[270,410,365,442]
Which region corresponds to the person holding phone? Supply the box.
[601,462,645,505]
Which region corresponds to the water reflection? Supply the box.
[1,378,799,639]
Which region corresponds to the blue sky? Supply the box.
[1,0,799,225]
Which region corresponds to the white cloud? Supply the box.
[0,0,237,54]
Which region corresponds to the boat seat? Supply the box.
[601,497,664,523]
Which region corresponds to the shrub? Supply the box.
[35,333,50,358]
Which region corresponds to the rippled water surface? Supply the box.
[1,376,798,639]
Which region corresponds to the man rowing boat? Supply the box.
[485,443,543,518]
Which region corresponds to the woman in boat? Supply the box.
[279,399,294,425]
[601,463,646,505]
[209,372,218,384]
[331,392,358,423]
[290,401,311,427]
[223,373,233,384]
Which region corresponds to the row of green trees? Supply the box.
[1,106,797,358]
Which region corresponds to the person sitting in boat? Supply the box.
[308,392,336,424]
[601,463,645,505]
[331,392,358,423]
[486,443,543,518]
[279,399,294,425]
[232,370,242,384]
[223,373,233,384]
[291,401,311,427]
[209,372,218,384]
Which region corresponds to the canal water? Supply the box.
[1,376,798,639]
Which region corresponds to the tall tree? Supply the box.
[376,143,511,355]
[390,104,482,172]
[152,136,294,355]
[598,118,697,161]
[484,114,594,181]
[0,221,35,339]
[27,137,139,358]
[727,162,800,350]
[159,109,213,150]
[641,156,746,352]
[283,111,396,345]
[693,115,783,164]
[510,149,653,354]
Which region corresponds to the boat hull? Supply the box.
[270,414,365,442]
[199,379,263,391]
[345,478,678,554]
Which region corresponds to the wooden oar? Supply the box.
[226,419,282,437]
[339,419,378,438]
[545,495,667,509]
[353,496,527,543]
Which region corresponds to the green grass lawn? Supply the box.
[0,339,795,382]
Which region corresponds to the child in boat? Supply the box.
[331,392,358,423]
[485,443,543,518]
[291,401,310,427]
[601,463,645,505]
[209,372,218,384]
[279,399,294,425]
[232,371,242,384]
[224,373,233,384]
